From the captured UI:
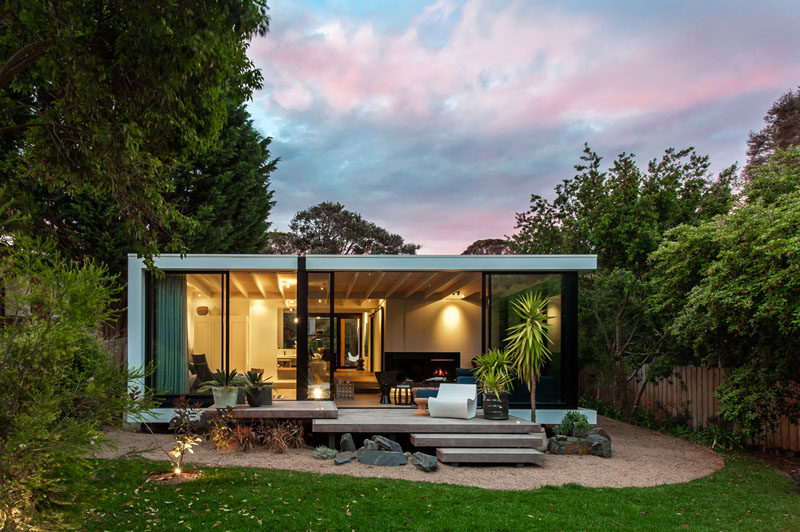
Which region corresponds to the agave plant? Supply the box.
[472,348,516,398]
[197,368,243,392]
[505,290,551,423]
[244,369,273,395]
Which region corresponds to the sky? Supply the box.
[246,0,800,254]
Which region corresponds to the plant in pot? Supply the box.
[473,348,516,420]
[198,368,243,408]
[244,369,274,407]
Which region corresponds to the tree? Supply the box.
[650,148,800,436]
[268,202,420,255]
[505,291,551,423]
[510,145,735,412]
[461,238,511,255]
[166,101,277,254]
[745,87,800,180]
[1,0,270,263]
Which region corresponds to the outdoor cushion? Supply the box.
[414,388,438,399]
[428,383,477,419]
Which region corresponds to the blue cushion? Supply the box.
[455,367,475,378]
[414,388,438,399]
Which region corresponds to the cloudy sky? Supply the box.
[247,0,800,254]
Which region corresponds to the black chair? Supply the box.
[375,371,406,404]
[189,354,214,393]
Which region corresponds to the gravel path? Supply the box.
[100,416,723,491]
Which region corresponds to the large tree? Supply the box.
[510,145,735,411]
[745,87,800,180]
[650,148,800,436]
[1,0,270,262]
[462,238,511,255]
[268,202,420,255]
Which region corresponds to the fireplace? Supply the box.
[383,352,460,383]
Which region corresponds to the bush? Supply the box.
[554,410,592,437]
[0,236,152,529]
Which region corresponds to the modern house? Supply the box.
[127,254,596,423]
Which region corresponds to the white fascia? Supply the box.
[305,254,597,272]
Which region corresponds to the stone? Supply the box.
[586,433,612,458]
[357,450,408,467]
[361,439,379,451]
[411,452,438,472]
[372,435,403,453]
[588,428,612,442]
[334,451,357,465]
[340,433,356,452]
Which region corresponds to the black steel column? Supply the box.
[481,272,487,353]
[224,272,230,374]
[296,257,309,400]
[562,272,579,408]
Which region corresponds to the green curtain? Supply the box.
[155,274,187,394]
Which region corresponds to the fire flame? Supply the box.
[433,368,446,377]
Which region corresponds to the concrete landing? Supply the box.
[437,447,545,466]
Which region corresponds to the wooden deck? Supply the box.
[312,408,537,434]
[205,401,338,419]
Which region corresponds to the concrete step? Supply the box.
[436,447,545,466]
[411,432,546,450]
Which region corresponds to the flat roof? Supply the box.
[128,253,597,272]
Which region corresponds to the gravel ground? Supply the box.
[99,416,723,491]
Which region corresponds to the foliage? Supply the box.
[198,369,243,392]
[0,235,153,529]
[267,201,420,255]
[166,397,203,473]
[205,407,236,453]
[510,144,735,412]
[505,291,551,422]
[256,420,305,454]
[472,349,516,397]
[66,456,800,531]
[745,87,800,180]
[312,445,338,460]
[1,0,271,266]
[553,411,592,437]
[166,101,277,254]
[461,238,511,255]
[650,148,800,436]
[244,368,273,397]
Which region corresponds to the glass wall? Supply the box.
[307,273,332,399]
[489,273,564,405]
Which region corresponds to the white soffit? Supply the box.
[305,254,597,272]
[127,254,298,271]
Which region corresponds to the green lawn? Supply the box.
[63,455,797,531]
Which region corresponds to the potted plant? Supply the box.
[473,348,516,420]
[505,291,551,424]
[244,369,274,407]
[198,368,243,408]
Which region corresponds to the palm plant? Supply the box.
[197,368,242,392]
[473,349,516,398]
[505,290,551,423]
[244,369,273,392]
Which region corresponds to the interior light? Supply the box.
[293,318,298,324]
[312,387,323,399]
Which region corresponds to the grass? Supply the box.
[62,455,797,531]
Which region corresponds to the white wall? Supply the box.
[385,298,482,368]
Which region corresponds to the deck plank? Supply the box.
[312,408,537,433]
[205,401,338,419]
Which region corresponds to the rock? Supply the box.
[334,451,357,465]
[357,450,408,467]
[411,452,438,472]
[588,428,612,442]
[361,439,379,451]
[372,435,403,452]
[586,433,612,458]
[340,433,356,452]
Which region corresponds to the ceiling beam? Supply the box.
[345,272,360,300]
[230,273,248,298]
[250,273,267,299]
[403,272,438,298]
[423,272,464,299]
[195,274,219,296]
[459,278,483,299]
[363,272,386,300]
[383,272,411,299]
[275,273,287,301]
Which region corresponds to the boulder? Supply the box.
[586,432,612,458]
[334,451,357,465]
[411,452,438,472]
[340,433,356,452]
[372,435,403,453]
[357,450,408,467]
[360,439,379,451]
[588,428,612,442]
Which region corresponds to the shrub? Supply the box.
[256,420,305,453]
[0,236,152,529]
[554,410,592,437]
[312,446,337,460]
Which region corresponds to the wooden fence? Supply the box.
[631,365,800,451]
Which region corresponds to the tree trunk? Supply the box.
[612,363,630,415]
[530,378,537,424]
